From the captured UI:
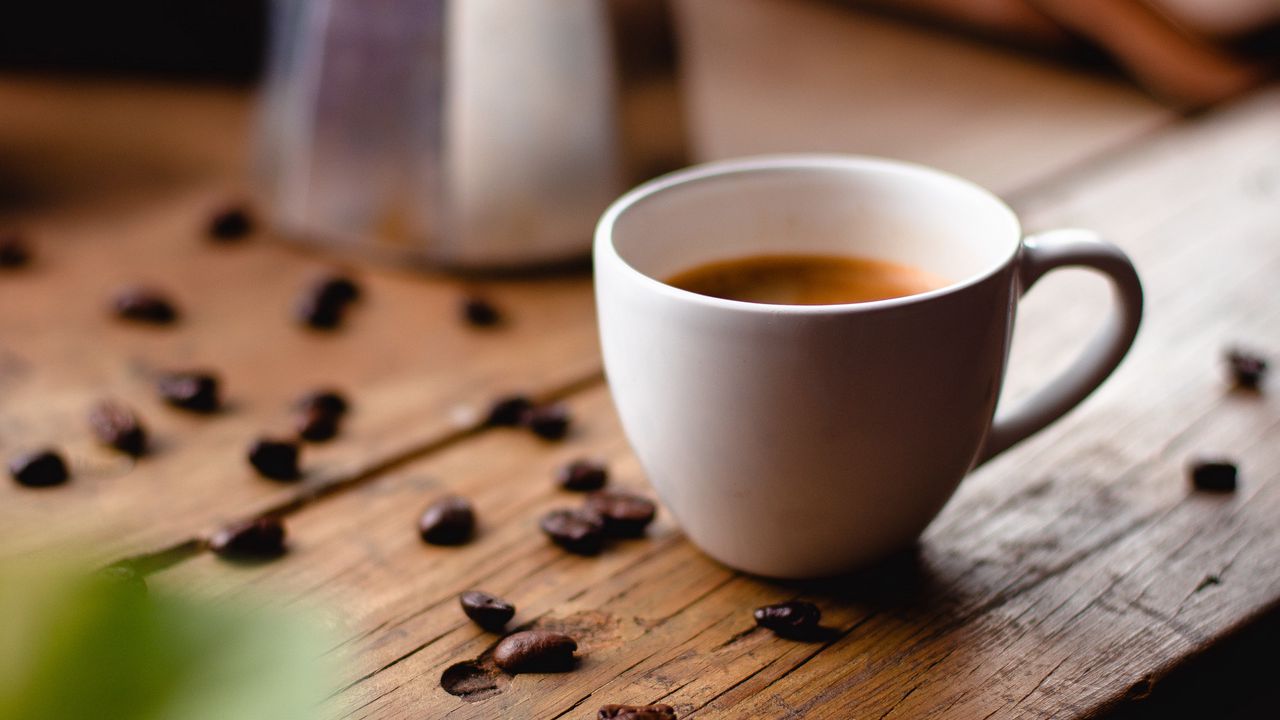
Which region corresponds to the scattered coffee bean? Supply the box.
[9,449,69,487]
[492,629,577,674]
[525,403,571,441]
[156,371,220,413]
[585,490,656,538]
[296,293,342,329]
[461,295,502,327]
[314,273,361,305]
[0,231,31,268]
[1226,348,1268,390]
[207,204,253,241]
[459,590,516,632]
[296,273,361,330]
[209,517,287,559]
[295,407,339,442]
[248,438,301,480]
[292,388,348,442]
[112,286,179,325]
[1190,458,1238,492]
[419,495,476,545]
[484,394,533,427]
[598,704,678,720]
[294,388,350,417]
[540,507,605,555]
[557,458,608,492]
[753,601,821,638]
[88,400,147,456]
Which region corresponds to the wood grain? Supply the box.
[154,88,1280,718]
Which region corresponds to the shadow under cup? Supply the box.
[594,155,1026,578]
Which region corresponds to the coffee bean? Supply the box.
[461,295,502,327]
[0,231,31,268]
[207,205,253,241]
[209,517,287,559]
[557,458,608,492]
[314,274,361,305]
[1226,348,1268,390]
[9,449,69,487]
[112,286,179,325]
[248,438,301,480]
[1190,458,1238,492]
[296,273,361,330]
[295,407,339,442]
[492,629,577,674]
[585,490,656,538]
[294,389,349,417]
[598,704,678,719]
[419,495,476,545]
[459,590,515,632]
[157,371,220,413]
[484,394,533,427]
[525,403,571,441]
[753,601,821,638]
[88,400,147,456]
[540,507,605,555]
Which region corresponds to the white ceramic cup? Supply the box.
[594,155,1143,578]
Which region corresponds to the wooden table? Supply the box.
[2,2,1277,718]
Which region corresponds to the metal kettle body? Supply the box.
[258,0,688,269]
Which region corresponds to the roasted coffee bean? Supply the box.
[156,371,220,413]
[296,274,361,330]
[1190,458,1238,492]
[313,274,361,305]
[209,517,287,559]
[112,286,179,324]
[540,507,605,555]
[207,205,253,241]
[0,231,31,268]
[461,295,502,327]
[492,630,577,674]
[459,590,515,632]
[88,400,147,456]
[753,601,821,637]
[296,294,342,329]
[525,403,571,441]
[248,438,301,480]
[295,407,340,442]
[557,458,608,492]
[419,495,476,545]
[598,703,678,719]
[585,490,656,538]
[1226,348,1268,390]
[294,388,350,417]
[9,449,69,488]
[484,394,533,427]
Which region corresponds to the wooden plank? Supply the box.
[0,185,600,559]
[154,88,1280,718]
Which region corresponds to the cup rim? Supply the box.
[594,153,1023,315]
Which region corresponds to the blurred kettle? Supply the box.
[257,0,689,269]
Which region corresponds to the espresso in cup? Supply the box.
[666,253,948,305]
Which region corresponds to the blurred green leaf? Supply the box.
[0,562,336,720]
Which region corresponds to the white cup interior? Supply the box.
[605,155,1021,294]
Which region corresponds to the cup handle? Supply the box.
[977,228,1144,463]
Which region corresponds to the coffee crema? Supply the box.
[665,253,949,305]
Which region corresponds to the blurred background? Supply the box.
[1,0,1274,267]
